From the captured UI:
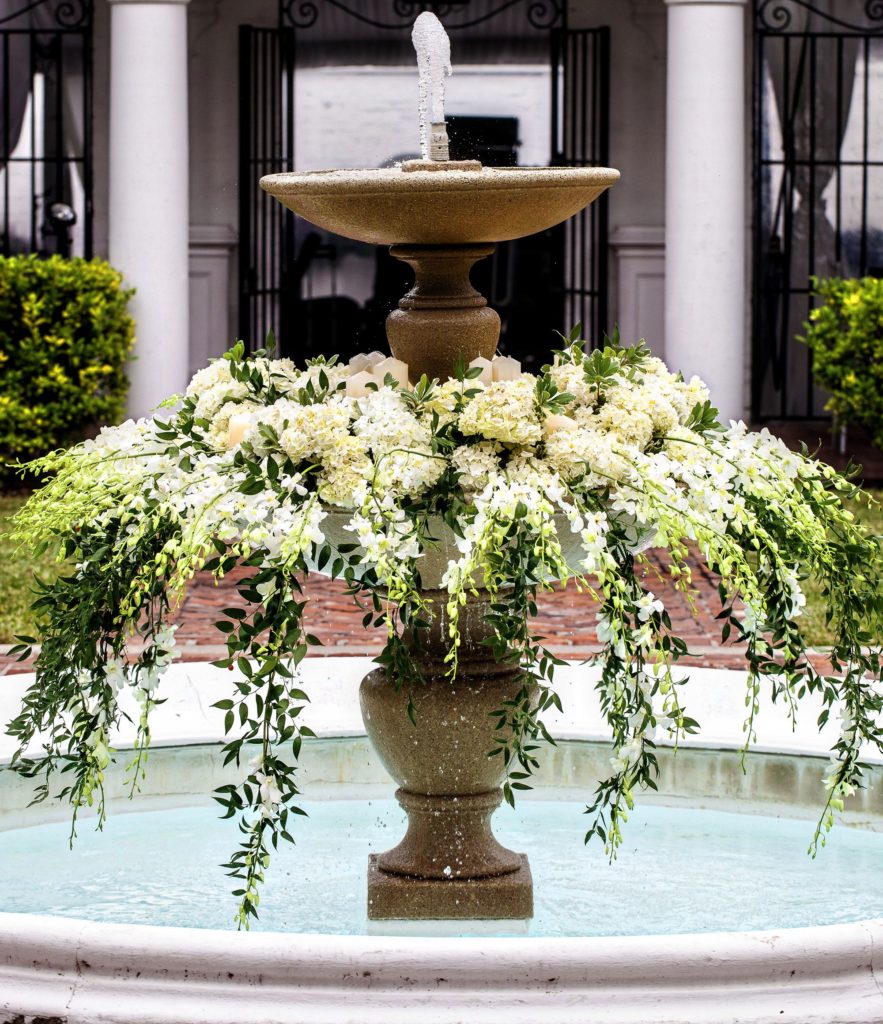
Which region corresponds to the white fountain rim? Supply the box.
[3,662,883,1021]
[1,910,882,1024]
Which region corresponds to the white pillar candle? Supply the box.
[373,356,410,387]
[492,355,521,382]
[543,413,578,436]
[468,356,493,385]
[364,351,386,369]
[348,353,373,374]
[345,370,377,398]
[226,411,252,449]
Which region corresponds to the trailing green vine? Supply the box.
[5,332,881,924]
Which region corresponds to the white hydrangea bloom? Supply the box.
[505,451,564,503]
[286,362,349,394]
[316,435,372,508]
[684,374,711,412]
[194,376,251,426]
[261,357,303,394]
[636,385,680,435]
[419,378,463,428]
[458,378,542,446]
[544,426,635,486]
[185,357,234,398]
[641,356,671,379]
[572,406,600,430]
[374,448,445,499]
[549,360,595,408]
[353,387,432,456]
[276,400,352,462]
[663,424,704,461]
[451,441,502,497]
[595,390,654,450]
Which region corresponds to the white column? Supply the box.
[108,0,191,418]
[664,0,747,423]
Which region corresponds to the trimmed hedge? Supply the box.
[0,255,135,481]
[801,276,883,449]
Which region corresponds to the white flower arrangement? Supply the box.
[7,330,882,928]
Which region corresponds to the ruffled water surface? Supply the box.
[2,799,881,936]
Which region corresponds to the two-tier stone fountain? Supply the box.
[261,13,619,924]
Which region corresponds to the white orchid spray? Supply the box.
[6,329,882,926]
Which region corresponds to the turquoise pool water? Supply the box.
[1,799,881,936]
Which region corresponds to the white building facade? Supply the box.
[3,0,881,424]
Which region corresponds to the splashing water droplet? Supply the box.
[412,11,452,160]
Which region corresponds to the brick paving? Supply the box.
[1,547,815,676]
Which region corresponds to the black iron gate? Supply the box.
[0,0,92,258]
[239,25,295,356]
[239,1,610,366]
[752,0,883,420]
[551,25,610,346]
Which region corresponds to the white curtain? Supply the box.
[761,2,860,412]
[765,5,859,280]
[60,33,86,255]
[1,0,88,252]
[0,0,34,171]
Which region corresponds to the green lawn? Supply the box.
[0,495,65,645]
[0,489,881,648]
[798,488,883,646]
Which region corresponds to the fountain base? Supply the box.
[358,588,535,922]
[367,853,533,921]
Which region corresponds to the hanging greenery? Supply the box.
[6,331,882,927]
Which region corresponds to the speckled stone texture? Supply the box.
[386,243,500,382]
[400,158,482,173]
[359,589,533,920]
[367,853,533,921]
[259,165,620,246]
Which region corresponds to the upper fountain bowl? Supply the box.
[259,165,620,246]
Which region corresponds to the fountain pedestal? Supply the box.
[359,590,533,921]
[260,142,619,925]
[386,243,500,383]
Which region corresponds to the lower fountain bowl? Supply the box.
[1,662,881,1023]
[310,509,656,587]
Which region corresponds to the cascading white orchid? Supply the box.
[7,330,882,927]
